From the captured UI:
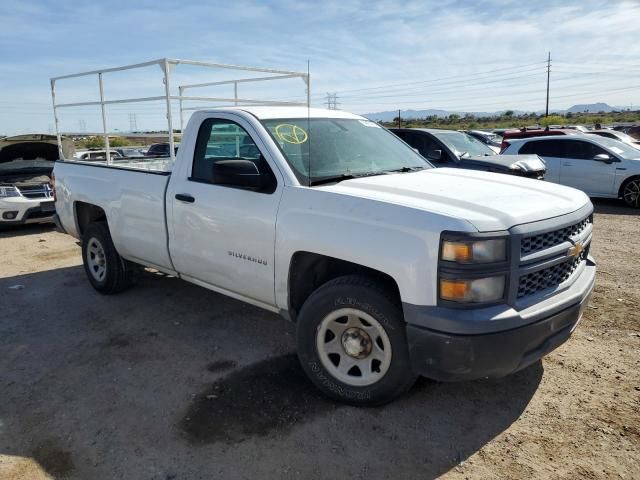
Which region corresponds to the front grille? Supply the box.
[16,184,53,200]
[517,251,586,298]
[521,216,590,256]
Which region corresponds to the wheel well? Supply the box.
[75,202,106,236]
[619,175,640,198]
[287,252,401,322]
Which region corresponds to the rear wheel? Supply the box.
[82,222,137,294]
[621,177,640,208]
[296,275,417,406]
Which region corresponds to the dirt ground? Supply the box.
[0,199,638,480]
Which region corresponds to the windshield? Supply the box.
[260,118,430,184]
[0,158,55,172]
[434,131,496,157]
[591,135,640,158]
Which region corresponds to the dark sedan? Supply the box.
[390,128,546,179]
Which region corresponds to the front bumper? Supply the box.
[0,198,55,226]
[405,256,595,381]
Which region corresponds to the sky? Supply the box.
[0,0,639,134]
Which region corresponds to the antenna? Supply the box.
[307,59,311,187]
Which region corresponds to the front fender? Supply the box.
[274,186,475,310]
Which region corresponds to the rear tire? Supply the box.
[82,222,137,294]
[621,177,640,208]
[296,275,417,406]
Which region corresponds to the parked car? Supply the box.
[74,150,124,161]
[145,143,179,157]
[621,126,640,140]
[463,130,502,153]
[391,128,545,179]
[564,125,590,133]
[502,135,640,207]
[588,130,640,149]
[500,128,580,151]
[52,105,597,407]
[0,134,74,226]
[115,147,146,157]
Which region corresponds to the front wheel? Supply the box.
[621,177,640,208]
[81,222,137,294]
[296,275,417,406]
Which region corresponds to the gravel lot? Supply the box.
[0,199,638,480]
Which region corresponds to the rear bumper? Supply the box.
[405,257,595,381]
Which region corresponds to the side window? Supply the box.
[422,136,446,163]
[520,140,566,157]
[404,133,445,163]
[393,130,408,141]
[191,118,276,193]
[565,140,608,160]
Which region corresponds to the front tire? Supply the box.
[296,275,417,406]
[82,222,137,294]
[621,177,640,208]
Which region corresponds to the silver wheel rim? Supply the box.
[316,308,392,387]
[623,180,640,208]
[87,237,107,282]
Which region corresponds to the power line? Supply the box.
[330,61,549,95]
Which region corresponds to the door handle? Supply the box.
[175,193,195,203]
[562,162,572,166]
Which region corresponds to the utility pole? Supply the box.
[545,51,551,117]
[398,109,401,128]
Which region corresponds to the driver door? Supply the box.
[167,115,282,307]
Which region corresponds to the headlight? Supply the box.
[440,275,505,303]
[0,186,20,198]
[441,239,506,264]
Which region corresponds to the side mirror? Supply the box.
[593,153,614,163]
[427,149,442,161]
[212,159,262,189]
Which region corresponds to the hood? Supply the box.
[320,168,589,231]
[462,154,546,172]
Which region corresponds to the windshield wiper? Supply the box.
[309,171,387,186]
[385,166,426,173]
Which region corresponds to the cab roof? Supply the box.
[205,106,366,121]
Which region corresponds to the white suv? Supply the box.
[502,135,640,208]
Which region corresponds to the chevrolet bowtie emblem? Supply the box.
[568,241,584,259]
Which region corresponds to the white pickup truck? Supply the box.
[53,106,596,405]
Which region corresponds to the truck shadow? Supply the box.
[1,265,542,480]
[181,352,542,479]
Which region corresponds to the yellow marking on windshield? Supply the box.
[274,124,308,144]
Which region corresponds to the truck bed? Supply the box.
[66,156,174,173]
[54,160,174,271]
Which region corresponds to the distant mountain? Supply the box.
[566,103,614,113]
[363,103,618,121]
